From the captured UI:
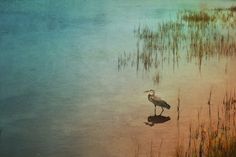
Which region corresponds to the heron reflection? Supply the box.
[145,115,171,126]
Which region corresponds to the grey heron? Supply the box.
[144,89,171,115]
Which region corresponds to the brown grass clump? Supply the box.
[229,6,236,12]
[182,11,215,23]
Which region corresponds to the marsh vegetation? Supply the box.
[118,6,236,84]
[176,89,236,157]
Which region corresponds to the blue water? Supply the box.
[1,0,236,157]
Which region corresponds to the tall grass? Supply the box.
[176,89,236,157]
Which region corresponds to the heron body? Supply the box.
[145,89,171,115]
[148,94,171,109]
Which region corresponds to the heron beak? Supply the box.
[144,90,150,93]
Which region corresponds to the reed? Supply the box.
[175,89,236,157]
[118,6,236,78]
[177,89,180,122]
[158,139,163,157]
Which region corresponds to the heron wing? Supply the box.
[151,96,171,109]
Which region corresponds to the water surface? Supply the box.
[0,0,236,157]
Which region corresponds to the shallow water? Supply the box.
[0,0,236,157]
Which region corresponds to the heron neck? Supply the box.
[148,94,152,101]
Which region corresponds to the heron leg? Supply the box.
[160,107,164,115]
[154,106,157,116]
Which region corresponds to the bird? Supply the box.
[144,89,171,115]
